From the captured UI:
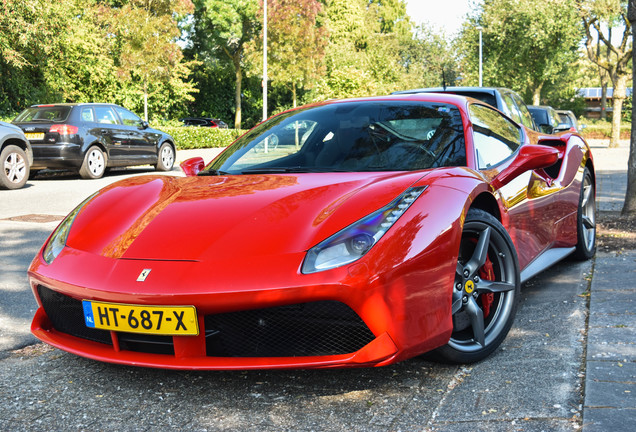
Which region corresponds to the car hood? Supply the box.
[66,172,428,262]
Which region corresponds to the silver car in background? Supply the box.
[1,121,32,189]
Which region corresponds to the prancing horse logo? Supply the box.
[137,269,152,282]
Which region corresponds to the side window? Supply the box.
[115,107,143,127]
[512,94,535,129]
[94,107,119,125]
[470,104,522,170]
[503,94,522,124]
[549,109,562,128]
[80,108,94,122]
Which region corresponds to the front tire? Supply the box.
[155,143,175,171]
[433,208,520,364]
[0,145,30,189]
[79,146,106,179]
[572,167,596,260]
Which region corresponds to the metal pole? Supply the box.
[262,0,268,122]
[478,27,483,87]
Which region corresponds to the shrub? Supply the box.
[579,119,631,140]
[155,126,247,150]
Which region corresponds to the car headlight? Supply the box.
[43,193,97,264]
[301,186,426,274]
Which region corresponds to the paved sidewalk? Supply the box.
[583,138,636,431]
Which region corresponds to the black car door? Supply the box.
[91,106,129,163]
[114,107,157,163]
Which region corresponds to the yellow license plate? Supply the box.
[82,301,198,336]
[25,132,44,140]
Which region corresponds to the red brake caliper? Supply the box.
[479,256,495,318]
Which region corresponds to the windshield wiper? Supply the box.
[197,169,230,176]
[240,167,320,174]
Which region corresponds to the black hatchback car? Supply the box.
[13,103,176,179]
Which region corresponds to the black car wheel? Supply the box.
[572,167,596,260]
[433,208,520,364]
[1,145,29,189]
[156,143,175,171]
[79,146,106,179]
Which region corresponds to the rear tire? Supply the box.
[155,143,175,171]
[572,167,596,260]
[79,146,106,179]
[1,145,29,189]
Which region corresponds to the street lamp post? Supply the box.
[477,26,483,87]
[262,0,268,122]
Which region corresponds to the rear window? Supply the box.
[452,91,497,108]
[14,106,72,123]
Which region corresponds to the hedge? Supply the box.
[579,122,631,140]
[155,126,247,150]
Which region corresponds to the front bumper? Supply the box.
[28,244,455,370]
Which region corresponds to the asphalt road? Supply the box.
[0,155,593,431]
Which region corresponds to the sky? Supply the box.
[404,0,475,36]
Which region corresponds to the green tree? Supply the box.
[578,0,632,148]
[457,0,582,104]
[193,0,260,129]
[313,0,420,100]
[110,0,196,121]
[255,0,328,108]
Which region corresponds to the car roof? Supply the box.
[29,103,119,108]
[392,86,514,96]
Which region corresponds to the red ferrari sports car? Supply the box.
[28,94,596,369]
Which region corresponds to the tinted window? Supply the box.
[14,106,72,122]
[470,104,521,170]
[80,108,95,122]
[511,94,535,129]
[208,101,467,174]
[548,108,562,128]
[94,107,119,125]
[115,107,143,127]
[452,91,497,108]
[503,94,522,124]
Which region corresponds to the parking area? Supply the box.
[0,144,631,431]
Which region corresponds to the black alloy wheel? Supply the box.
[433,208,520,364]
[572,167,596,260]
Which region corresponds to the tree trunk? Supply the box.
[532,82,543,105]
[143,79,148,122]
[623,3,636,215]
[609,74,628,148]
[234,56,242,130]
[600,75,608,121]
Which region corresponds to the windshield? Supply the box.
[206,101,466,174]
[14,106,72,123]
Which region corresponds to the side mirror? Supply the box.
[180,157,205,177]
[139,121,149,130]
[492,144,560,188]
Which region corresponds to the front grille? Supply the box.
[37,286,175,354]
[204,301,375,357]
[117,332,174,355]
[37,285,112,345]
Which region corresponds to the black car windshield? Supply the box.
[14,106,72,123]
[206,101,466,174]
